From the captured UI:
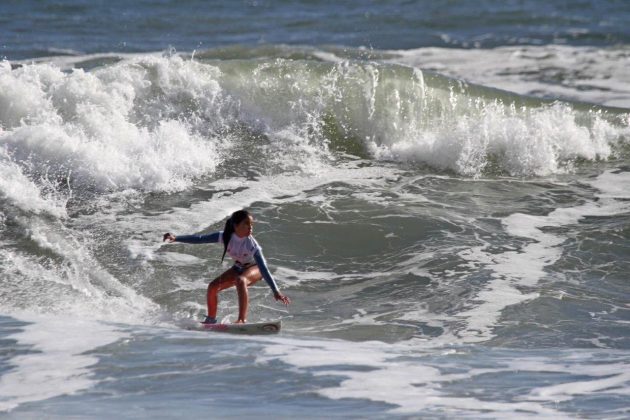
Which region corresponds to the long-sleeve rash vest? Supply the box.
[175,232,280,294]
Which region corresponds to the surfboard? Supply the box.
[189,320,281,334]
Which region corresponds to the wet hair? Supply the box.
[221,209,251,262]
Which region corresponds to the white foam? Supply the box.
[0,216,161,412]
[254,333,630,416]
[272,266,341,287]
[505,356,630,402]
[259,336,567,417]
[457,170,630,342]
[529,370,630,402]
[0,314,124,412]
[367,98,622,177]
[10,52,159,72]
[1,56,222,196]
[388,45,630,108]
[0,150,68,218]
[589,170,630,200]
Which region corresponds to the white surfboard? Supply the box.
[188,320,281,334]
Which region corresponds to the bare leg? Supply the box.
[235,276,249,323]
[207,268,239,319]
[206,265,263,323]
[235,265,262,323]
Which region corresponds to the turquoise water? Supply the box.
[1,1,629,417]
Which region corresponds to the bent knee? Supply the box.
[208,280,225,293]
[235,276,248,287]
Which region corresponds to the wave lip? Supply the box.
[195,53,629,177]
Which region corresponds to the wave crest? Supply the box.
[1,53,629,217]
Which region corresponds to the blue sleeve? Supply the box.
[254,249,280,294]
[175,231,222,244]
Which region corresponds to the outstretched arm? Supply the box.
[254,249,290,305]
[163,232,222,244]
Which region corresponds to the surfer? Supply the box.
[163,210,290,324]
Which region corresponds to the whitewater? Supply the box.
[1,1,630,418]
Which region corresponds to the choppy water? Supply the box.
[1,1,629,418]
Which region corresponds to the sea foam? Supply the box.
[1,57,221,199]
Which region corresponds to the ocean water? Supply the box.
[1,1,630,418]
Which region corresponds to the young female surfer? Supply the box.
[163,210,290,324]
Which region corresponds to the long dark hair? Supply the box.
[221,209,251,262]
